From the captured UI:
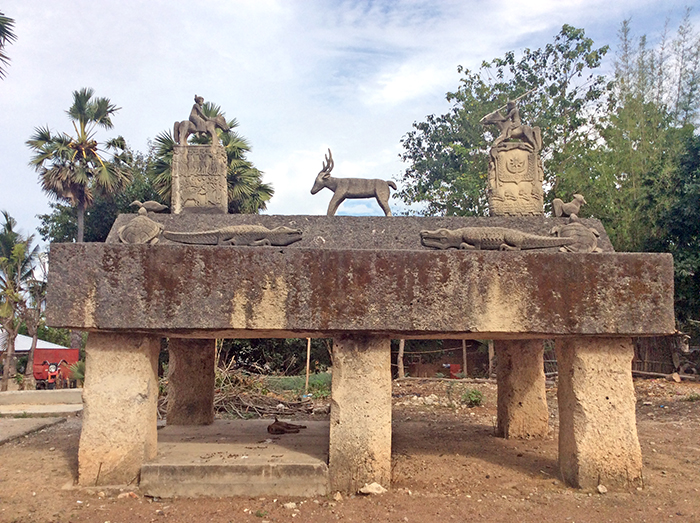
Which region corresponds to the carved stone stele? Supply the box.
[487,142,544,216]
[171,145,228,214]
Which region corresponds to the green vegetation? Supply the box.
[397,17,700,341]
[0,11,16,79]
[461,389,483,407]
[68,360,85,384]
[0,212,41,391]
[151,101,273,214]
[263,372,332,399]
[27,88,131,242]
[683,392,700,402]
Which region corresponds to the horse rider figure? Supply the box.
[189,95,212,134]
[481,100,541,152]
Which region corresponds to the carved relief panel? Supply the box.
[487,142,544,216]
[171,145,228,214]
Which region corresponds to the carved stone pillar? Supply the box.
[556,338,643,488]
[79,333,160,486]
[495,339,549,439]
[329,335,392,494]
[166,338,216,426]
[171,144,228,214]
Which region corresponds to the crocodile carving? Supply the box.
[163,225,303,246]
[420,227,575,251]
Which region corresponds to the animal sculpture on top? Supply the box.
[310,149,396,216]
[552,194,586,217]
[173,95,231,146]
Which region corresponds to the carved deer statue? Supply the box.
[310,149,396,216]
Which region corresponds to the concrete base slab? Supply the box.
[0,417,65,444]
[140,419,329,498]
[0,389,83,405]
[0,404,82,417]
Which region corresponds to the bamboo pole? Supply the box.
[462,339,468,378]
[305,338,311,394]
[397,339,405,379]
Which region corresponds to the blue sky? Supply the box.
[0,0,697,242]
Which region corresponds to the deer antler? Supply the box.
[321,148,334,178]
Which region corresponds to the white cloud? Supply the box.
[0,0,694,241]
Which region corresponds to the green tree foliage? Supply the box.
[151,101,274,214]
[557,16,700,339]
[645,131,700,340]
[396,25,609,215]
[397,17,700,340]
[0,212,39,391]
[0,11,16,79]
[27,88,132,242]
[37,147,166,243]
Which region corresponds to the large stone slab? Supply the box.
[140,420,329,498]
[46,243,674,339]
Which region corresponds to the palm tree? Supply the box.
[0,212,39,391]
[26,88,132,242]
[0,11,17,79]
[151,101,273,213]
[22,254,47,389]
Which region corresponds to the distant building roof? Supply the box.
[0,331,70,352]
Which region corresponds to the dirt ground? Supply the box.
[1,378,699,523]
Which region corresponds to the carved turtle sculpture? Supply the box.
[130,200,169,213]
[550,214,602,253]
[118,208,164,244]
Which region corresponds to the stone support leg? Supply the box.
[79,333,160,486]
[495,339,549,439]
[556,338,642,489]
[329,335,392,494]
[166,338,215,426]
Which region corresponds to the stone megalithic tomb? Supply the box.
[45,98,675,496]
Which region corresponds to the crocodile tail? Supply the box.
[388,181,397,190]
[528,237,576,249]
[162,230,219,245]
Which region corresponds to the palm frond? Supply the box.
[0,11,17,79]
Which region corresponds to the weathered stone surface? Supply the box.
[555,338,643,489]
[495,340,549,438]
[46,243,675,339]
[329,335,391,494]
[171,145,228,214]
[166,339,215,426]
[105,215,616,252]
[79,333,160,486]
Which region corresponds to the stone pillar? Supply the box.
[495,339,549,439]
[329,335,392,494]
[79,333,160,486]
[555,338,642,489]
[166,338,216,425]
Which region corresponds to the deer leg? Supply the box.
[376,197,392,216]
[327,194,345,216]
[375,187,392,216]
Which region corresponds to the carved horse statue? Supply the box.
[479,109,542,152]
[173,114,230,146]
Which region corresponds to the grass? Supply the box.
[682,392,700,402]
[263,372,332,399]
[461,388,483,407]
